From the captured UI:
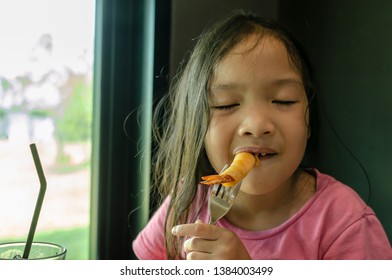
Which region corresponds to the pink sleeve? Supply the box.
[132,197,170,260]
[322,213,392,260]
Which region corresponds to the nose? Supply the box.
[238,104,275,137]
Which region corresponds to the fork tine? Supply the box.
[219,164,229,174]
[211,164,228,197]
[211,183,219,196]
[208,164,243,225]
[232,181,241,195]
[222,185,230,201]
[229,181,242,201]
[216,185,225,198]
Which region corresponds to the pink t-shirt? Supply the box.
[132,170,392,259]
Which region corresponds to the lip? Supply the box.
[235,147,278,160]
[235,147,278,155]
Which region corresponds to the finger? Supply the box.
[172,222,219,239]
[183,237,215,254]
[186,250,212,260]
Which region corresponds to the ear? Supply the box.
[307,128,311,139]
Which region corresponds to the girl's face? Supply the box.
[204,35,310,195]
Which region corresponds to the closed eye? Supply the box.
[211,104,239,111]
[272,100,298,106]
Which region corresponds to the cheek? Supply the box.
[204,129,213,157]
[204,133,220,172]
[304,102,310,130]
[289,118,309,158]
[204,119,221,147]
[204,118,230,167]
[294,102,310,142]
[204,122,217,162]
[283,110,309,154]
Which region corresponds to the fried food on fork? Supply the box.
[201,152,259,187]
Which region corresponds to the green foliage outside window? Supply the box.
[56,80,93,142]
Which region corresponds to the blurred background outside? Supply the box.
[0,0,95,259]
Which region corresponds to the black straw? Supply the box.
[22,143,47,259]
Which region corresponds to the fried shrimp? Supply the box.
[201,152,259,187]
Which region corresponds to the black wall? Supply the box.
[170,0,278,77]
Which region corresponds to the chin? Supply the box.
[239,182,269,196]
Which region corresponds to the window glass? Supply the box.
[0,0,95,260]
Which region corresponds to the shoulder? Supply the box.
[304,169,371,242]
[132,186,209,259]
[309,170,391,259]
[132,196,171,259]
[293,169,373,235]
[313,169,368,213]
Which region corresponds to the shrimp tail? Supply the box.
[200,174,234,185]
[200,152,259,187]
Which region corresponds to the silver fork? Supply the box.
[208,165,242,224]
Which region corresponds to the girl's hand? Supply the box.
[171,220,251,260]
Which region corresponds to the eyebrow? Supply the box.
[210,83,243,92]
[210,78,303,92]
[274,78,303,86]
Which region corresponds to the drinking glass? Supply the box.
[0,241,66,260]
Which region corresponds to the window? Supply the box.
[0,0,95,260]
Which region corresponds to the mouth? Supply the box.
[254,152,278,160]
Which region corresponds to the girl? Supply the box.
[132,11,391,260]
